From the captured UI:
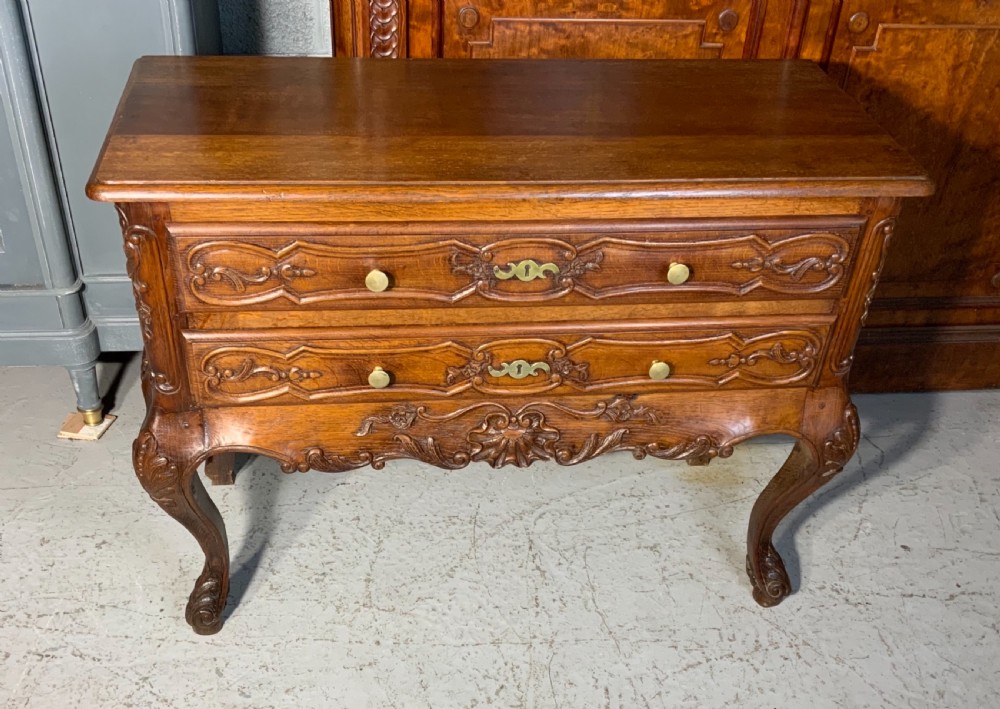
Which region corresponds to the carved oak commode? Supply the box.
[87,57,931,634]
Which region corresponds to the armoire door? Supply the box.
[824,1,1000,389]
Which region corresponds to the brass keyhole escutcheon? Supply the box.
[368,366,391,389]
[488,360,551,379]
[649,360,671,380]
[718,8,739,33]
[458,6,480,29]
[848,11,870,33]
[365,269,390,292]
[667,262,691,285]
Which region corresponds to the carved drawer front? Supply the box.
[172,222,860,312]
[183,323,829,406]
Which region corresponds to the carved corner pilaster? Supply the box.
[116,204,186,405]
[829,216,896,379]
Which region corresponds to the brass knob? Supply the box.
[718,8,739,32]
[458,6,480,29]
[649,360,671,380]
[365,269,389,292]
[848,11,870,33]
[667,262,691,285]
[368,366,391,389]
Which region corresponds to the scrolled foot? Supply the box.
[186,564,229,635]
[746,544,791,608]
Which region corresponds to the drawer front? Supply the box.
[183,323,830,406]
[171,222,861,312]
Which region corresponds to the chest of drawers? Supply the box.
[88,57,930,635]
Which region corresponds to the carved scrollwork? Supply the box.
[186,568,226,633]
[190,261,316,293]
[300,395,732,471]
[745,545,791,606]
[280,448,377,473]
[204,358,323,388]
[731,253,843,281]
[708,342,817,371]
[133,430,180,509]
[369,0,401,57]
[728,232,849,292]
[636,435,735,466]
[991,269,1000,290]
[820,402,860,477]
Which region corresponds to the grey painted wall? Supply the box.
[219,0,331,55]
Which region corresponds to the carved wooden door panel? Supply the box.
[826,1,1000,308]
[440,0,758,59]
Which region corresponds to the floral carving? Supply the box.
[546,349,590,382]
[445,356,492,385]
[600,395,666,424]
[356,404,420,436]
[991,269,1000,290]
[274,395,734,472]
[559,250,605,282]
[369,0,401,57]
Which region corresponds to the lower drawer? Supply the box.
[183,322,830,406]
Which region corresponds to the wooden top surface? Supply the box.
[88,57,932,202]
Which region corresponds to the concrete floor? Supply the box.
[1,356,998,708]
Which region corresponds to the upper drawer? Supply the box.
[169,220,863,312]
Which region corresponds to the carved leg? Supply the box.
[746,389,859,607]
[66,362,103,425]
[134,430,229,634]
[204,453,237,486]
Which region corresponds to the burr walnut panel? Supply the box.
[442,0,756,59]
[172,223,861,311]
[183,323,829,406]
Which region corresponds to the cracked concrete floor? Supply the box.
[1,356,999,708]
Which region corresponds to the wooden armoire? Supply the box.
[329,0,1000,392]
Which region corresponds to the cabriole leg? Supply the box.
[133,429,230,634]
[746,388,860,607]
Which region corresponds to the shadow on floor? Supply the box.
[775,391,941,590]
